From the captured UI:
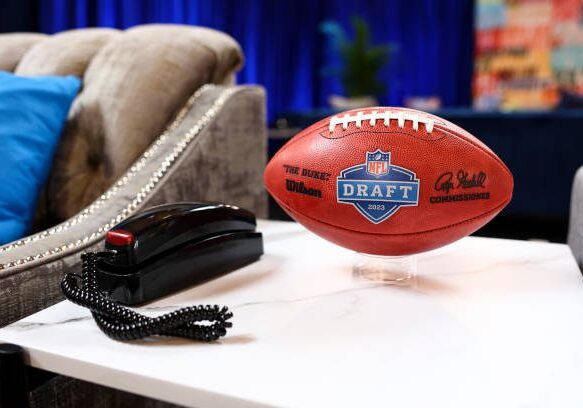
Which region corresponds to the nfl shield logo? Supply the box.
[337,149,419,224]
[366,150,390,176]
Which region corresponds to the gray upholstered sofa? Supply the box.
[0,24,266,406]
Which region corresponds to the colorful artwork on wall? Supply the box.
[474,0,583,110]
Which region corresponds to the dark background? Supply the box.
[0,0,474,122]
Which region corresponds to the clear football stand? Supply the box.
[353,253,417,285]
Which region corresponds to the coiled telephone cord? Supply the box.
[61,252,233,341]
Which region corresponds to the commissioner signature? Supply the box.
[434,170,486,194]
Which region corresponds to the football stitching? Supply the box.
[320,128,447,141]
[329,110,435,133]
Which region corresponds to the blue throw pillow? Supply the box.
[0,71,81,245]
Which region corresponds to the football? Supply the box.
[264,107,513,255]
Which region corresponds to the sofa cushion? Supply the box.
[0,72,80,245]
[0,33,47,72]
[45,24,244,221]
[15,28,120,78]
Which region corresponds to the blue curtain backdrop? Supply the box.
[38,0,474,122]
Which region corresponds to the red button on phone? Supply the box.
[106,229,135,246]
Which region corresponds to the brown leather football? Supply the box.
[265,107,513,255]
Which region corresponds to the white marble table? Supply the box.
[1,220,583,408]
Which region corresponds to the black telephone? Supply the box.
[61,202,263,342]
[97,202,263,305]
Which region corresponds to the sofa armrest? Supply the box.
[0,84,266,326]
[568,166,583,267]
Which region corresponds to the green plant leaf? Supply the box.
[320,15,397,98]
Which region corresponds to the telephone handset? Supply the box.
[97,202,263,305]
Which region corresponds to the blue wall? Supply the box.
[38,0,474,122]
